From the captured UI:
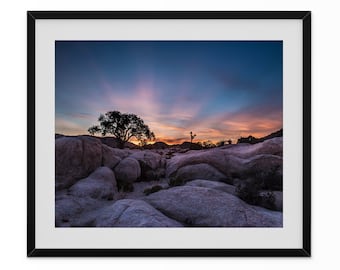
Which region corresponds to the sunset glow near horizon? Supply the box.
[56,41,282,145]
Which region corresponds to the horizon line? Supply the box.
[56,127,282,145]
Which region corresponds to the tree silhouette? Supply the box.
[88,125,100,136]
[88,111,155,148]
[189,131,197,149]
[216,140,225,147]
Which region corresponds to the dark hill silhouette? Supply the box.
[237,128,283,144]
[261,128,283,140]
[179,141,203,150]
[56,128,283,149]
[151,141,169,149]
[145,141,202,150]
[143,141,170,149]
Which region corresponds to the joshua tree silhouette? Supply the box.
[190,131,197,149]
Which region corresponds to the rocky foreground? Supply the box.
[55,136,283,227]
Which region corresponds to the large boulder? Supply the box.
[130,151,165,181]
[166,140,283,187]
[104,145,130,160]
[101,144,122,169]
[166,138,283,180]
[166,148,243,181]
[114,157,141,185]
[55,192,102,227]
[173,163,228,184]
[224,137,283,158]
[185,179,236,195]
[144,186,282,227]
[55,136,102,190]
[129,150,162,170]
[68,166,117,200]
[94,199,182,227]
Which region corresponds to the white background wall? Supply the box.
[0,0,338,268]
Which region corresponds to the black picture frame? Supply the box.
[27,11,311,257]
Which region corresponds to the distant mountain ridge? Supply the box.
[261,129,283,140]
[145,141,169,149]
[237,129,283,144]
[56,128,283,149]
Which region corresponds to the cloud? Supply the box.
[173,100,283,143]
[57,76,282,144]
[100,80,161,121]
[218,104,283,140]
[55,118,86,135]
[93,78,208,142]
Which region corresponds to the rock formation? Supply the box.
[55,135,283,227]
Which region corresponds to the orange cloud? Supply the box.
[57,78,282,146]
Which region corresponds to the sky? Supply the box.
[55,41,282,144]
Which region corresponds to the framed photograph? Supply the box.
[27,11,311,257]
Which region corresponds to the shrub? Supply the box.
[168,176,185,187]
[258,191,276,209]
[184,218,194,226]
[202,140,216,149]
[245,164,282,191]
[165,151,175,159]
[118,182,134,192]
[237,135,261,144]
[235,178,276,209]
[216,141,225,147]
[139,161,154,181]
[235,178,261,205]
